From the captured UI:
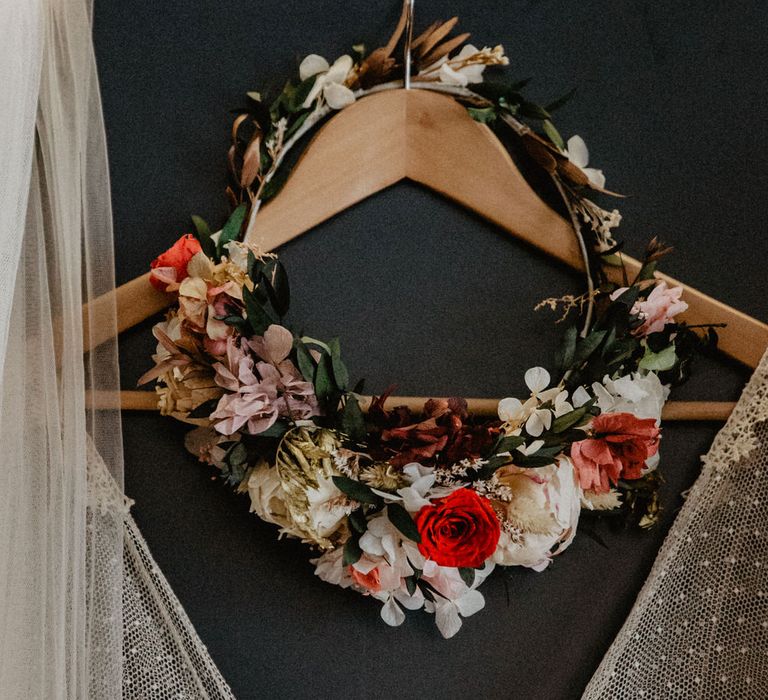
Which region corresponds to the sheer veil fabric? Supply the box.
[1,0,767,698]
[583,348,768,699]
[0,0,233,697]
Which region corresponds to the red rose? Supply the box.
[414,488,501,568]
[570,412,661,493]
[149,234,202,291]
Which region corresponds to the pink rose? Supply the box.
[570,412,661,493]
[611,281,688,336]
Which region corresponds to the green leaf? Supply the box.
[191,215,216,258]
[340,395,366,443]
[637,260,658,282]
[551,405,590,433]
[313,353,336,402]
[545,87,577,113]
[387,503,421,543]
[261,258,290,317]
[491,434,526,455]
[348,509,368,535]
[285,110,311,139]
[294,340,316,383]
[257,421,290,439]
[242,284,272,336]
[343,535,362,566]
[260,167,290,202]
[405,575,417,596]
[328,338,349,390]
[574,330,607,365]
[458,567,476,587]
[287,76,317,113]
[555,326,578,371]
[542,119,564,151]
[216,203,247,255]
[224,442,247,466]
[519,101,551,120]
[332,475,379,505]
[639,344,677,372]
[467,106,497,124]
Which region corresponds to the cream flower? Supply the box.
[564,135,606,189]
[581,488,622,511]
[246,460,304,539]
[299,54,356,110]
[592,371,670,424]
[420,44,508,87]
[493,456,582,571]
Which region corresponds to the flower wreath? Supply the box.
[141,16,718,638]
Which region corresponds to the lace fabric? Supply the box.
[584,348,768,698]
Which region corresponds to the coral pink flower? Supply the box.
[350,566,382,593]
[612,281,688,336]
[570,412,661,493]
[149,234,202,291]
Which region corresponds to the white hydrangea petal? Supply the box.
[582,166,606,189]
[455,589,485,617]
[572,386,591,407]
[359,531,385,556]
[299,54,329,81]
[524,367,551,394]
[540,410,552,431]
[566,135,590,168]
[380,596,406,627]
[323,82,356,110]
[434,601,462,639]
[394,585,425,611]
[498,397,523,422]
[301,78,326,109]
[439,62,469,86]
[325,54,353,83]
[525,412,544,437]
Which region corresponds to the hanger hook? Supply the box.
[403,0,415,89]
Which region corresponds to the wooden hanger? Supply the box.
[87,13,767,421]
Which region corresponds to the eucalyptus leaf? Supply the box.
[555,326,578,371]
[191,215,216,258]
[551,405,590,433]
[387,503,421,543]
[261,258,290,317]
[459,567,476,587]
[313,353,336,403]
[639,344,677,372]
[242,284,272,336]
[574,330,607,365]
[328,338,349,390]
[294,340,316,383]
[542,119,564,150]
[340,395,366,443]
[467,106,497,124]
[332,475,379,505]
[342,535,362,566]
[217,203,247,255]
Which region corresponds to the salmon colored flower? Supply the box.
[149,234,202,291]
[350,565,382,593]
[570,412,661,493]
[415,488,500,568]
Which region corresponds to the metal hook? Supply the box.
[403,0,415,89]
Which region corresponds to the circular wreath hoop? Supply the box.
[141,11,717,638]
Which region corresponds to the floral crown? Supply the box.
[141,15,717,638]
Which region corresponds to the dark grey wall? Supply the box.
[94,2,767,698]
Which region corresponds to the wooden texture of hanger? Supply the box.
[89,87,768,420]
